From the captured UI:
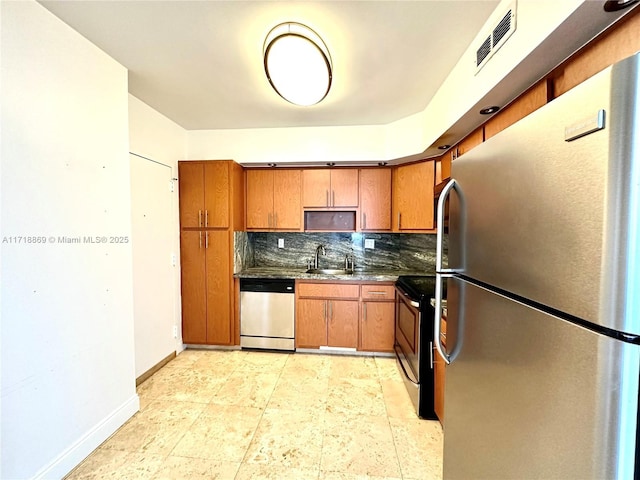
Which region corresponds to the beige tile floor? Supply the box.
[66,350,443,480]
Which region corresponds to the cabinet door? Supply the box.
[179,162,204,228]
[273,170,301,229]
[180,231,207,343]
[205,230,232,345]
[302,169,331,207]
[297,298,327,348]
[204,161,229,228]
[360,301,395,352]
[393,161,435,231]
[246,169,274,229]
[327,300,359,348]
[330,169,359,207]
[359,168,391,230]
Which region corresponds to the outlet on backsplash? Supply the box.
[278,238,284,248]
[364,239,375,249]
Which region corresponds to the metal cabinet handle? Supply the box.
[363,303,367,321]
[362,212,367,230]
[199,231,202,249]
[205,231,209,249]
[332,190,335,207]
[329,301,333,320]
[367,291,387,296]
[205,210,209,227]
[323,300,327,320]
[198,210,202,227]
[326,190,329,207]
[397,212,401,229]
[429,341,434,369]
[274,212,278,228]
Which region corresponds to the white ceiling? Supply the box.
[39,0,499,131]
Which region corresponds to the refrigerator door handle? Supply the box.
[436,178,460,273]
[435,273,452,364]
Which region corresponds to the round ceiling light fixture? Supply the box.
[263,22,333,106]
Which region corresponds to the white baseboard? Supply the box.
[32,394,140,480]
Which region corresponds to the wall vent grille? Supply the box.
[475,1,517,74]
[476,36,491,67]
[493,10,512,46]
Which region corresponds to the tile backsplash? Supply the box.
[235,231,447,273]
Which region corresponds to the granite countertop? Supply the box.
[235,267,432,282]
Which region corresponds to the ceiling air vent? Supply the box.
[475,1,517,74]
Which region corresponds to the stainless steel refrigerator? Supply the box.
[433,52,640,479]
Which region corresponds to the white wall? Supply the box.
[0,2,138,478]
[128,95,187,374]
[129,95,188,167]
[188,123,387,165]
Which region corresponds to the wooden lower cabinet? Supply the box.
[296,281,393,352]
[296,297,359,349]
[180,230,232,345]
[327,300,359,348]
[180,230,207,343]
[296,299,327,348]
[360,301,395,352]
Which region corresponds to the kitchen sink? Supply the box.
[305,268,354,275]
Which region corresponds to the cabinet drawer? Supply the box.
[360,284,395,301]
[297,282,359,299]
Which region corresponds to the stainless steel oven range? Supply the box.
[394,275,441,419]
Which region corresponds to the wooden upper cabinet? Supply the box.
[246,169,273,229]
[359,168,391,231]
[302,169,331,207]
[246,169,301,230]
[484,80,550,141]
[273,170,301,229]
[204,161,229,228]
[457,127,484,158]
[179,162,205,228]
[179,161,229,228]
[330,169,358,207]
[392,160,435,231]
[302,169,358,208]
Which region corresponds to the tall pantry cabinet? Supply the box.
[178,160,244,345]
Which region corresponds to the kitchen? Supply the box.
[2,1,640,479]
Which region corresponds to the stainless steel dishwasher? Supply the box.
[240,278,295,351]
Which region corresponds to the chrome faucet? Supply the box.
[344,254,355,272]
[314,244,326,269]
